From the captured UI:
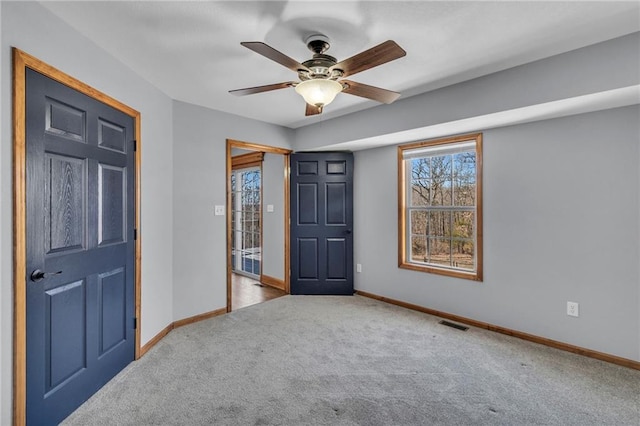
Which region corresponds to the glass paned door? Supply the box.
[231,167,261,277]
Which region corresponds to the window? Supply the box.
[231,157,262,278]
[398,133,482,281]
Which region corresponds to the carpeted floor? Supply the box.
[63,295,640,425]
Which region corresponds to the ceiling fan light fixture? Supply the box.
[295,79,343,108]
[232,38,406,116]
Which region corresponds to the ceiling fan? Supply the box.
[229,34,407,116]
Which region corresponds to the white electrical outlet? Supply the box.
[567,301,579,317]
[356,264,362,273]
[214,205,225,216]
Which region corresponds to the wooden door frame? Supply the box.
[226,139,291,312]
[12,48,142,425]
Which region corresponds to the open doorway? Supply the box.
[230,164,262,279]
[226,139,291,311]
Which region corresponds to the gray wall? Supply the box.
[353,105,640,361]
[262,153,286,282]
[0,3,175,423]
[171,101,293,320]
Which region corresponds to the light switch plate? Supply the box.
[214,205,225,216]
[267,204,274,213]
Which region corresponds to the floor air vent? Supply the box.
[439,320,469,331]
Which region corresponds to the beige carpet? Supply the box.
[63,295,640,425]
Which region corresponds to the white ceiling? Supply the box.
[41,1,640,129]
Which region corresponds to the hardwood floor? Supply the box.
[232,273,287,310]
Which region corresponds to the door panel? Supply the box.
[297,160,318,175]
[98,164,126,245]
[98,268,127,355]
[297,238,319,279]
[326,160,346,175]
[46,280,86,392]
[290,153,354,295]
[45,154,86,253]
[326,238,347,279]
[46,97,86,142]
[326,182,346,224]
[98,118,127,152]
[26,68,135,425]
[297,183,318,224]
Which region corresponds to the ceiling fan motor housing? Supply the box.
[300,54,341,80]
[299,34,343,81]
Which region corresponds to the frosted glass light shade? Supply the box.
[295,79,343,107]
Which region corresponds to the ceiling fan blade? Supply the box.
[341,80,401,104]
[229,82,295,96]
[331,40,406,78]
[241,42,309,73]
[305,103,323,116]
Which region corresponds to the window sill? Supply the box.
[398,261,482,282]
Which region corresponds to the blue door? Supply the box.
[290,152,354,295]
[25,69,136,425]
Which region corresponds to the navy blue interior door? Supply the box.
[290,152,354,295]
[25,68,136,425]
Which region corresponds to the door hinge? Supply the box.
[134,229,138,240]
[133,317,138,329]
[133,140,137,151]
